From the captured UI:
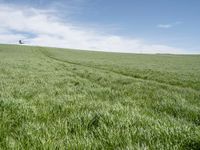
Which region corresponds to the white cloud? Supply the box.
[157,24,173,29]
[157,21,182,29]
[0,4,185,54]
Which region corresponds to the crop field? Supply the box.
[0,44,200,149]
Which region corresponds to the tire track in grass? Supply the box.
[38,48,143,104]
[39,48,199,93]
[39,48,140,90]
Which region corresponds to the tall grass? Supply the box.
[0,44,200,149]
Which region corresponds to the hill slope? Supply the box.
[0,44,200,149]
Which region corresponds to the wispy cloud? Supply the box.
[157,24,173,29]
[157,21,182,29]
[0,4,185,54]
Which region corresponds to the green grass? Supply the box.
[0,44,200,149]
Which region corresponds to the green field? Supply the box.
[0,44,200,149]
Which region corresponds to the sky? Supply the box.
[0,0,199,54]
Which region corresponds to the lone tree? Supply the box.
[19,40,24,44]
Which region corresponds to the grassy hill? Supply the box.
[0,44,200,149]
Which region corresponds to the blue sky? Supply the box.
[0,0,199,53]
